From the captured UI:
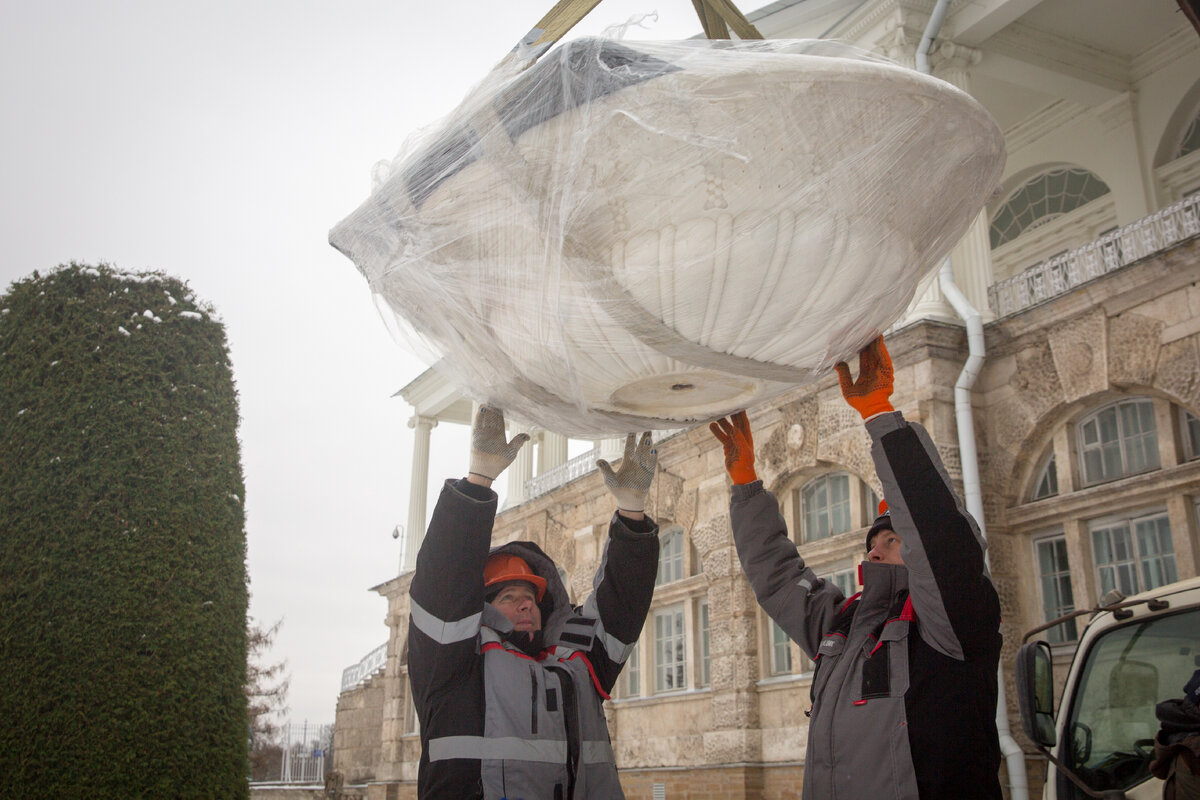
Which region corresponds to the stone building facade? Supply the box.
[332,0,1200,798]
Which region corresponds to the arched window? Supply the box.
[799,473,851,543]
[1182,409,1200,461]
[1178,109,1200,160]
[990,168,1111,248]
[1076,398,1160,485]
[656,526,685,586]
[1031,451,1058,500]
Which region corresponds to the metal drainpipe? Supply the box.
[918,3,1030,797]
[938,262,1029,800]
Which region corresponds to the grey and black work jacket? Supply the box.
[730,412,1003,800]
[408,478,659,800]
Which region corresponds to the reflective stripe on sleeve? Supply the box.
[409,598,481,645]
[427,736,616,765]
[428,736,568,763]
[581,595,634,663]
[581,740,616,764]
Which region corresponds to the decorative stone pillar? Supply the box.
[403,415,437,572]
[599,437,625,462]
[539,431,569,474]
[903,40,992,324]
[507,425,534,508]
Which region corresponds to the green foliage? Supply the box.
[0,263,250,798]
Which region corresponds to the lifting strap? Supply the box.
[520,0,762,56]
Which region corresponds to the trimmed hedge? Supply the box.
[0,263,249,798]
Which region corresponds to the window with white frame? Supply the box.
[654,604,687,692]
[1034,535,1077,644]
[656,526,684,586]
[698,598,711,688]
[799,473,852,543]
[1182,409,1200,461]
[404,680,419,734]
[1091,511,1178,597]
[826,568,857,598]
[1032,451,1058,500]
[625,642,640,697]
[1077,398,1160,485]
[768,619,792,676]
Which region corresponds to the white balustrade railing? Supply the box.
[525,447,600,500]
[524,429,683,501]
[988,193,1200,318]
[339,642,387,693]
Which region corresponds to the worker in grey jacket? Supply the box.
[709,337,1003,799]
[408,405,660,799]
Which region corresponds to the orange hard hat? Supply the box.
[484,553,546,602]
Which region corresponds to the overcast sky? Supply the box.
[1,1,733,726]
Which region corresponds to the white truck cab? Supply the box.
[1015,576,1200,799]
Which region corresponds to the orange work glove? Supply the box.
[709,410,759,485]
[835,336,895,420]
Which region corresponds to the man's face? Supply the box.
[867,529,904,565]
[490,582,542,632]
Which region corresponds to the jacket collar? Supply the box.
[858,561,908,610]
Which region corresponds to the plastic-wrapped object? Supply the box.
[330,38,1005,437]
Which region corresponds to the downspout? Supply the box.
[919,3,1030,798]
[939,262,1030,800]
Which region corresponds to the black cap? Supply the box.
[865,499,892,553]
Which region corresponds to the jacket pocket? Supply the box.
[811,632,847,712]
[856,619,910,701]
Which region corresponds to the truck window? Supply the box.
[1060,607,1200,797]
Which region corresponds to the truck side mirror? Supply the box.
[1016,640,1057,748]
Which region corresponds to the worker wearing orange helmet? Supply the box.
[408,405,660,800]
[710,336,1002,800]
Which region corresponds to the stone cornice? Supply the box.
[1093,91,1135,134]
[988,22,1130,90]
[931,40,982,74]
[1133,26,1200,82]
[830,0,934,49]
[1000,460,1200,530]
[1003,99,1089,153]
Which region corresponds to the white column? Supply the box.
[951,211,996,322]
[507,427,534,507]
[538,431,569,473]
[903,40,987,325]
[403,414,438,572]
[599,437,625,461]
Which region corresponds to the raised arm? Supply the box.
[407,406,529,699]
[584,432,661,692]
[712,412,847,659]
[837,337,1000,659]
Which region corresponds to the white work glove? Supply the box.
[597,432,657,514]
[469,405,530,481]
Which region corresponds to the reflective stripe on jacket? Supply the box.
[730,413,1003,799]
[408,478,659,800]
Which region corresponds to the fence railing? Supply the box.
[250,720,333,785]
[525,447,601,500]
[988,193,1200,318]
[524,429,683,501]
[280,721,333,783]
[339,642,387,693]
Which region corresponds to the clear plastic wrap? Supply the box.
[330,38,1005,437]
